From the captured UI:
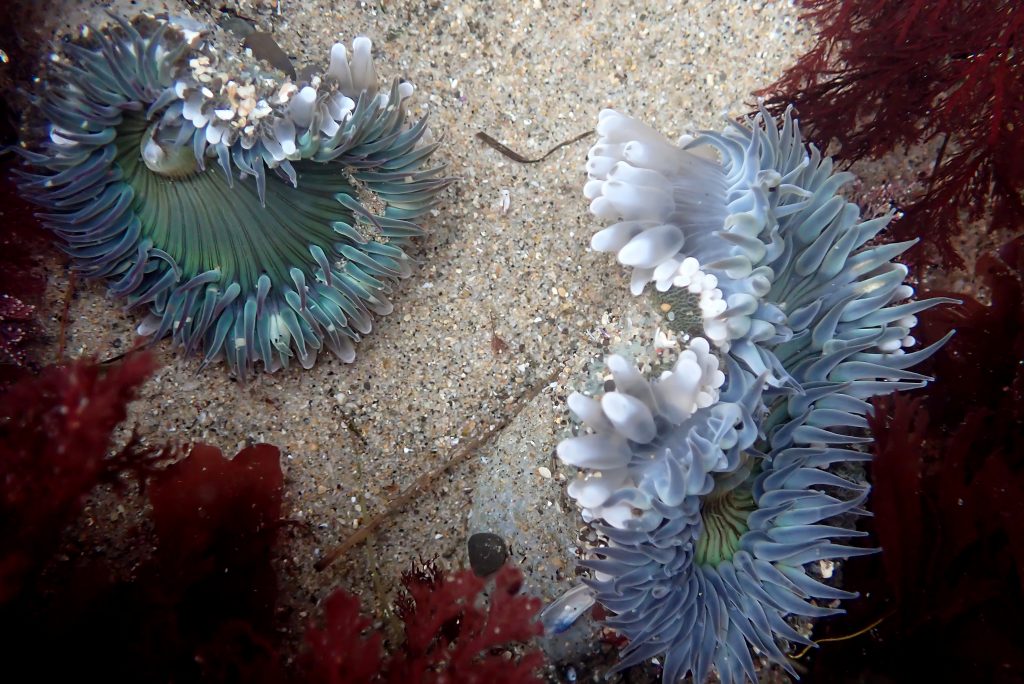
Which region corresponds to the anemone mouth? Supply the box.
[115,111,362,291]
[17,14,451,379]
[695,459,757,566]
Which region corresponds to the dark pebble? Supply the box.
[467,532,508,577]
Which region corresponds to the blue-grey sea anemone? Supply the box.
[16,14,449,378]
[549,107,955,682]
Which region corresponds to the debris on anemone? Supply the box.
[548,107,955,682]
[16,13,450,379]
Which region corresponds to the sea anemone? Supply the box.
[556,343,872,682]
[551,107,956,682]
[16,14,450,378]
[585,107,952,386]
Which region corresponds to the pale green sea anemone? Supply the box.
[17,14,450,379]
[547,107,955,683]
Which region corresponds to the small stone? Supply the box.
[274,82,298,104]
[467,532,508,577]
[819,559,835,579]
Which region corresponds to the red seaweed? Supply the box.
[759,0,1024,268]
[805,238,1024,681]
[0,357,545,682]
[301,562,546,684]
[0,352,157,601]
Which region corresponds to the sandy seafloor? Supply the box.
[3,0,830,680]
